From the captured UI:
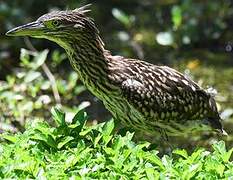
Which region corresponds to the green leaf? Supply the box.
[57,136,74,149]
[33,121,50,130]
[20,48,30,67]
[212,140,226,155]
[112,8,132,27]
[0,134,17,143]
[24,71,41,83]
[71,109,87,125]
[223,148,233,162]
[94,133,103,147]
[171,5,182,29]
[71,109,88,134]
[68,124,79,129]
[188,149,205,164]
[205,158,225,177]
[185,163,203,179]
[33,49,49,69]
[52,50,67,65]
[30,131,48,143]
[79,127,93,136]
[212,141,233,162]
[51,107,66,126]
[173,149,188,159]
[112,135,124,151]
[162,155,172,169]
[102,119,114,145]
[145,153,164,170]
[46,134,57,149]
[145,167,159,180]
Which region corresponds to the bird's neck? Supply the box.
[67,35,107,79]
[64,35,120,99]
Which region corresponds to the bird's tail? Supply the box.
[207,117,228,136]
[206,95,227,135]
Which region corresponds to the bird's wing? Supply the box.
[120,63,210,121]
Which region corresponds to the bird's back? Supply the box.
[105,55,223,135]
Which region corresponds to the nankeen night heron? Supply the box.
[6,5,226,138]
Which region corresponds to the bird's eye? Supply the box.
[52,20,61,27]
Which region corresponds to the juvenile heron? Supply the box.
[6,5,226,137]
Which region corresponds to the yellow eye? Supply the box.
[52,20,61,27]
[43,20,61,28]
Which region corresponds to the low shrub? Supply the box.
[0,108,232,179]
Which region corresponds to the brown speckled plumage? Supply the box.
[6,5,225,137]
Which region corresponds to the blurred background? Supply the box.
[0,0,233,150]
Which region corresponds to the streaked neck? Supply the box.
[63,35,119,99]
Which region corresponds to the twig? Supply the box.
[41,63,61,104]
[24,37,61,105]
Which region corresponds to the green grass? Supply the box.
[0,108,233,179]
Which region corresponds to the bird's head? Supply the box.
[6,4,101,49]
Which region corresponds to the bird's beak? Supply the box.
[6,21,45,37]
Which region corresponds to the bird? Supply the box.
[6,4,226,138]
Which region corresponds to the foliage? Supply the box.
[0,48,86,132]
[0,0,233,168]
[0,108,233,179]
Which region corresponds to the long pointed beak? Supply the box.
[6,21,45,37]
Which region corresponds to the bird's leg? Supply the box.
[113,118,134,136]
[159,129,169,141]
[159,129,174,152]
